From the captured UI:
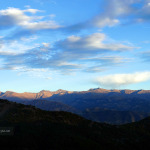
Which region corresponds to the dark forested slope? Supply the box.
[0,99,150,150]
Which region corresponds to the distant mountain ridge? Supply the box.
[2,88,150,112]
[0,89,70,101]
[1,88,150,101]
[2,88,150,124]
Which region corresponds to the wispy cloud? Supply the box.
[91,0,135,28]
[93,0,150,26]
[55,33,135,53]
[0,32,135,75]
[83,56,131,73]
[63,0,150,32]
[0,36,38,54]
[0,3,142,78]
[1,1,150,41]
[135,0,150,23]
[62,0,139,32]
[16,67,52,80]
[140,51,150,62]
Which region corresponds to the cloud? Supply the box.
[63,0,139,32]
[135,1,150,23]
[91,0,134,28]
[91,0,150,28]
[0,7,62,41]
[2,1,149,42]
[33,0,57,5]
[83,56,131,73]
[0,7,61,30]
[63,0,150,32]
[0,32,136,75]
[16,67,52,79]
[98,0,150,25]
[42,42,50,48]
[1,1,150,41]
[94,18,119,28]
[0,37,38,54]
[140,51,150,62]
[82,56,130,64]
[85,66,106,73]
[0,45,82,74]
[94,71,150,88]
[49,14,56,18]
[55,33,135,54]
[0,2,145,80]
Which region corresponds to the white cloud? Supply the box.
[135,1,150,23]
[63,0,150,30]
[57,33,136,52]
[97,0,150,25]
[0,7,61,30]
[23,8,41,14]
[94,71,150,88]
[0,7,31,26]
[83,56,131,64]
[85,66,105,73]
[94,17,119,28]
[16,67,53,79]
[92,0,137,28]
[0,42,30,54]
[67,35,81,42]
[49,14,56,18]
[0,37,38,54]
[42,42,50,48]
[24,20,60,30]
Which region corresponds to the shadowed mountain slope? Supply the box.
[14,99,150,125]
[1,99,150,150]
[82,107,149,124]
[21,100,79,113]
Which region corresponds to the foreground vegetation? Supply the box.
[0,99,150,150]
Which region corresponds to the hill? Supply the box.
[82,107,149,124]
[1,99,150,149]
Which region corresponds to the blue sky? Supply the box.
[0,0,150,92]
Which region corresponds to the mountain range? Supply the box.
[1,88,150,102]
[1,88,150,124]
[0,89,69,101]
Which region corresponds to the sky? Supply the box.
[0,0,150,92]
